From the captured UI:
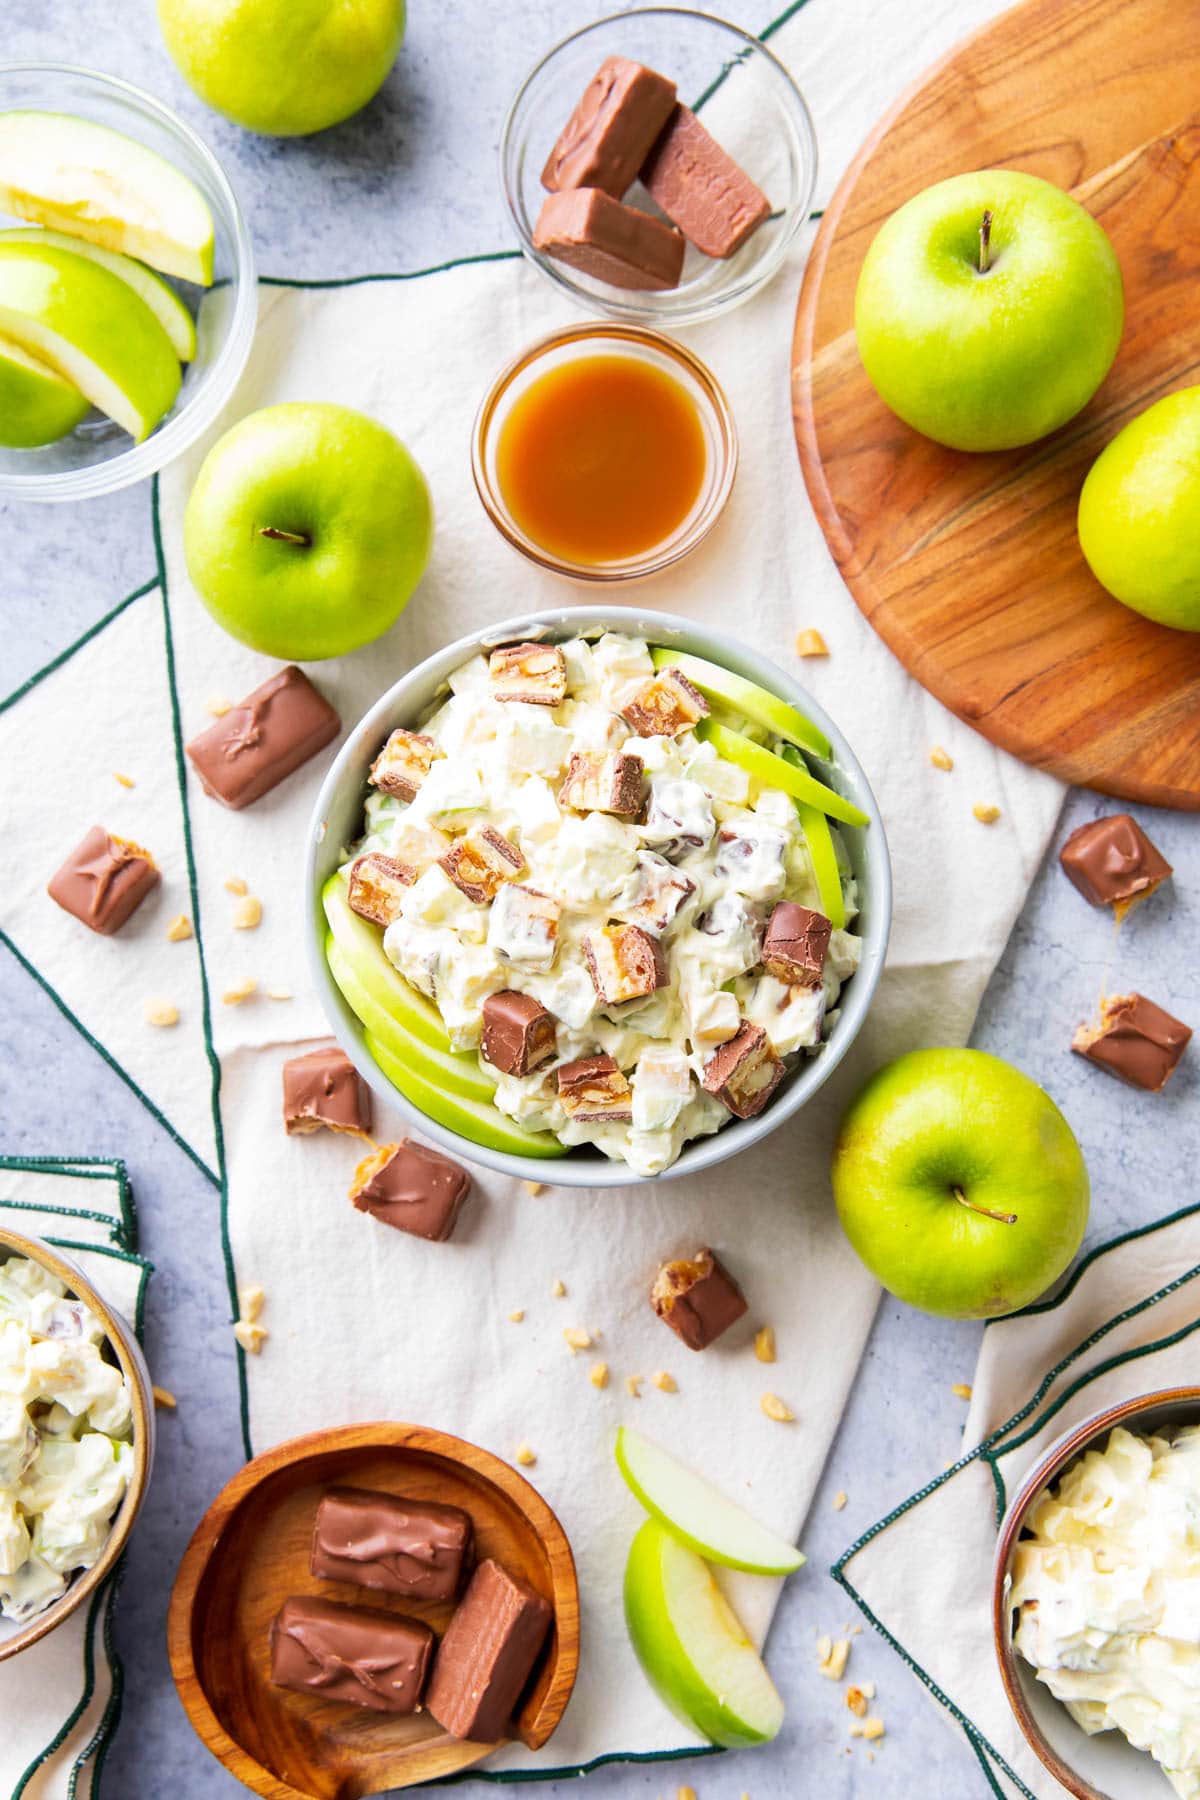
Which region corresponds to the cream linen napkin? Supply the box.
[0,1159,151,1800]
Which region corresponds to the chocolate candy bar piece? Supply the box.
[541,56,677,196]
[348,851,417,928]
[283,1046,372,1138]
[426,1558,553,1743]
[558,749,644,816]
[350,1140,471,1241]
[621,667,709,737]
[370,727,441,802]
[651,1247,747,1350]
[487,884,561,971]
[1072,993,1191,1092]
[270,1594,433,1713]
[47,827,159,935]
[481,990,557,1076]
[533,189,685,293]
[641,104,771,258]
[617,851,695,936]
[701,1021,784,1118]
[186,665,340,810]
[1060,814,1173,916]
[761,902,831,988]
[311,1485,473,1601]
[557,1053,633,1123]
[488,642,567,707]
[582,923,667,1005]
[440,828,524,903]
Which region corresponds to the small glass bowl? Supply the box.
[500,7,818,327]
[0,63,256,503]
[472,320,738,582]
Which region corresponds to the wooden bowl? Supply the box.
[0,1226,154,1664]
[168,1422,580,1799]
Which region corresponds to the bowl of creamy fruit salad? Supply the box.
[307,608,890,1185]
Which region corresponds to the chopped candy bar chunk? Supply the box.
[283,1047,373,1137]
[616,851,695,935]
[481,991,558,1076]
[640,104,771,259]
[761,901,831,987]
[701,1021,784,1118]
[369,727,441,801]
[533,188,685,293]
[541,56,677,196]
[642,776,715,852]
[48,827,160,935]
[621,666,709,736]
[350,1140,471,1241]
[1060,814,1173,916]
[558,750,644,817]
[714,821,789,902]
[440,828,525,903]
[557,1053,634,1123]
[186,665,340,810]
[347,852,417,927]
[651,1247,747,1350]
[270,1595,434,1714]
[1072,992,1191,1092]
[583,923,667,1005]
[487,884,561,970]
[488,642,567,707]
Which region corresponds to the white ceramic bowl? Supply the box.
[305,606,891,1186]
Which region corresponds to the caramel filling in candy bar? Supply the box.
[701,1021,784,1119]
[370,726,441,801]
[1059,813,1173,917]
[617,851,695,936]
[481,991,558,1077]
[541,55,677,196]
[350,1140,472,1241]
[558,749,644,816]
[1072,992,1192,1093]
[621,666,709,737]
[425,1558,553,1743]
[311,1485,473,1602]
[440,827,524,903]
[640,103,771,259]
[557,1053,634,1123]
[488,642,567,707]
[651,1246,747,1351]
[270,1595,434,1713]
[533,188,685,294]
[761,901,831,988]
[487,884,561,970]
[186,664,340,811]
[347,851,417,927]
[583,923,667,1005]
[47,826,160,936]
[283,1046,372,1138]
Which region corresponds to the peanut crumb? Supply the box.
[862,1717,885,1741]
[233,1320,267,1355]
[223,875,248,895]
[847,1685,868,1717]
[523,1180,545,1196]
[563,1326,592,1352]
[850,1624,863,1636]
[929,746,954,771]
[819,1637,850,1681]
[795,628,829,658]
[515,1443,536,1467]
[166,913,193,942]
[973,803,1001,824]
[144,999,179,1028]
[832,1489,848,1511]
[652,1371,677,1393]
[232,894,263,930]
[206,695,232,717]
[761,1392,795,1423]
[266,987,293,1001]
[861,1680,876,1699]
[590,1361,609,1389]
[754,1324,776,1364]
[551,1279,566,1298]
[112,771,136,789]
[625,1374,643,1399]
[152,1385,177,1410]
[238,1283,265,1323]
[508,1309,525,1323]
[676,1787,697,1800]
[952,1382,973,1401]
[222,977,257,1005]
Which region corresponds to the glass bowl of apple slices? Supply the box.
[306,606,891,1187]
[0,63,256,502]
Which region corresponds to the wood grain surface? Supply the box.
[167,1423,579,1799]
[791,0,1200,808]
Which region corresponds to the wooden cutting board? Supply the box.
[791,0,1200,809]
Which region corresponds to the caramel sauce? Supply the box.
[496,353,708,565]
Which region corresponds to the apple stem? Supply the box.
[952,1184,1017,1226]
[978,210,993,275]
[259,526,311,547]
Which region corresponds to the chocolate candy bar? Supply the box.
[617,851,695,936]
[541,56,677,196]
[487,884,561,971]
[186,665,340,810]
[440,828,524,903]
[621,667,708,737]
[283,1046,372,1138]
[426,1558,552,1743]
[47,827,159,935]
[1072,993,1191,1092]
[641,104,771,258]
[1060,814,1173,916]
[269,1594,433,1713]
[582,923,666,1005]
[488,642,567,707]
[481,991,557,1077]
[370,727,441,802]
[533,188,685,293]
[311,1485,473,1602]
[701,1021,784,1118]
[347,851,416,927]
[557,1054,633,1123]
[651,1247,747,1350]
[761,902,831,988]
[558,749,644,817]
[350,1140,471,1241]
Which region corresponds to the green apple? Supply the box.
[697,717,868,829]
[157,0,405,137]
[184,403,433,660]
[616,1427,804,1576]
[855,169,1124,451]
[779,744,847,928]
[0,243,180,441]
[1077,388,1200,632]
[650,647,830,758]
[364,1030,567,1160]
[323,873,452,1053]
[326,937,497,1104]
[0,229,196,360]
[0,334,89,447]
[624,1518,785,1749]
[832,1047,1089,1319]
[0,112,214,286]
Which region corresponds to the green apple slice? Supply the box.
[624,1518,785,1749]
[322,873,453,1054]
[650,647,830,759]
[0,228,196,359]
[697,718,869,829]
[0,242,180,441]
[326,936,497,1104]
[0,113,214,287]
[0,333,89,446]
[778,745,846,928]
[364,1030,568,1160]
[616,1427,805,1575]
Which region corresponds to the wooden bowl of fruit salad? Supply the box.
[305,606,890,1186]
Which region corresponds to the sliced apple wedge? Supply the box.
[0,242,180,441]
[322,872,453,1055]
[650,646,830,759]
[624,1518,785,1749]
[0,112,214,286]
[778,746,847,929]
[616,1427,805,1576]
[364,1031,568,1160]
[698,718,869,829]
[0,333,88,446]
[0,228,196,359]
[326,936,497,1105]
